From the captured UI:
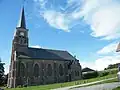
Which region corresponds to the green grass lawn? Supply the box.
[100,78,118,84]
[73,77,118,89]
[4,74,117,90]
[86,77,118,86]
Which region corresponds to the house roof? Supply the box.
[116,42,120,52]
[82,67,95,72]
[16,47,76,61]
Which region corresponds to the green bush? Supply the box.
[98,71,109,77]
[98,68,117,77]
[82,68,117,79]
[82,71,98,79]
[109,69,118,74]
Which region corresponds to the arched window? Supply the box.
[75,71,77,76]
[59,64,63,76]
[77,71,79,76]
[41,62,44,69]
[20,38,22,44]
[41,69,44,76]
[20,63,25,77]
[47,64,52,76]
[72,71,74,77]
[24,39,26,43]
[54,63,56,69]
[54,63,57,76]
[34,64,39,77]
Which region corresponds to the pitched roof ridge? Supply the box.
[28,47,67,52]
[45,48,67,52]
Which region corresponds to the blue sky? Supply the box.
[1,0,120,74]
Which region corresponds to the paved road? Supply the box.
[53,77,118,90]
[72,82,120,90]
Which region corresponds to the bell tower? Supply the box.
[13,7,29,50]
[7,6,29,88]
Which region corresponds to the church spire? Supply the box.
[18,7,26,29]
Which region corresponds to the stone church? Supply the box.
[7,7,82,88]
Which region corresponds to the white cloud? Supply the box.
[97,42,118,55]
[95,56,120,70]
[89,42,120,71]
[33,0,84,32]
[42,10,70,32]
[78,0,120,40]
[80,61,96,70]
[81,41,120,71]
[34,0,120,40]
[31,45,41,48]
[81,55,120,71]
[90,6,120,40]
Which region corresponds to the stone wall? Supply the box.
[8,58,82,88]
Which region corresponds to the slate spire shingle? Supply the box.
[18,7,26,29]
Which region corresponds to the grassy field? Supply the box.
[4,74,117,90]
[74,77,118,89]
[86,77,118,85]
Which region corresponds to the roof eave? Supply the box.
[18,57,74,61]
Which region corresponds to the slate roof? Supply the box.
[17,7,26,29]
[16,47,76,61]
[82,67,95,72]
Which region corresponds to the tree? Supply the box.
[3,74,8,84]
[0,59,5,85]
[105,63,119,70]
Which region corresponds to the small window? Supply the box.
[12,70,15,77]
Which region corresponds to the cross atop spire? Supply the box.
[17,6,26,29]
